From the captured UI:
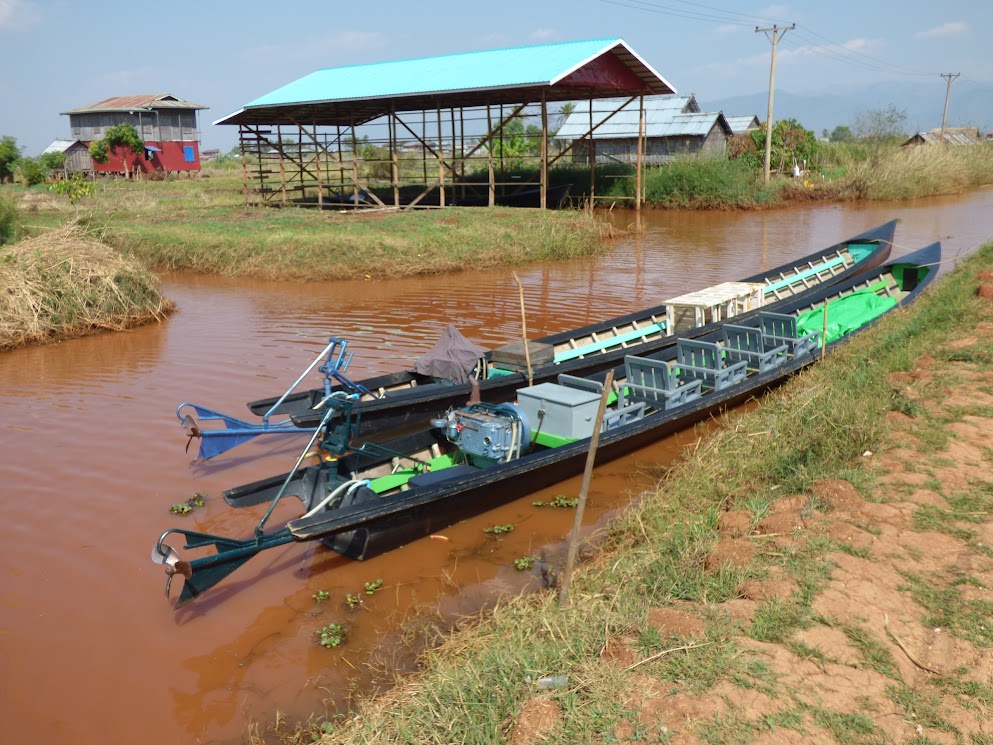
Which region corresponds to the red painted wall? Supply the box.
[86,140,201,174]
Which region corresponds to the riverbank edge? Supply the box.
[0,222,175,352]
[8,182,614,283]
[291,242,993,744]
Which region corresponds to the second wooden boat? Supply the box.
[153,240,937,603]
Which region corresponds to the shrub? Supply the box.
[643,157,759,208]
[0,195,18,244]
[17,159,46,186]
[49,174,95,204]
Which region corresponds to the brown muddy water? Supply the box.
[2,189,992,744]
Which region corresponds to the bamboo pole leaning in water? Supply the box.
[559,368,615,609]
[512,272,533,387]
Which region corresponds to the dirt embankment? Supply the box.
[514,335,993,744]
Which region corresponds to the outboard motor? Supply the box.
[432,403,532,466]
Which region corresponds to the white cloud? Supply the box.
[0,0,41,30]
[696,36,879,76]
[713,23,742,35]
[530,29,558,41]
[914,21,967,39]
[323,31,386,52]
[242,31,387,67]
[758,4,791,22]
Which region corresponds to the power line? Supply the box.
[600,0,939,79]
[789,25,936,77]
[597,0,757,27]
[611,0,776,24]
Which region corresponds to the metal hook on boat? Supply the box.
[152,531,192,599]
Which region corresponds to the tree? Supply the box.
[829,125,854,143]
[852,106,907,165]
[552,103,576,136]
[746,118,818,174]
[493,116,543,162]
[88,123,144,176]
[39,151,65,172]
[0,135,21,183]
[852,106,907,145]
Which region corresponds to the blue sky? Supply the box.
[1,0,989,154]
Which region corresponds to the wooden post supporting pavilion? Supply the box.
[390,108,399,208]
[436,106,445,208]
[636,95,644,212]
[486,103,495,207]
[540,92,548,210]
[588,98,596,204]
[351,122,359,204]
[277,125,287,206]
[314,124,324,209]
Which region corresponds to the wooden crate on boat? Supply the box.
[663,282,766,335]
[490,340,555,371]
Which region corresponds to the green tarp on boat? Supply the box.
[796,290,897,347]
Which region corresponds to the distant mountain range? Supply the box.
[700,80,993,137]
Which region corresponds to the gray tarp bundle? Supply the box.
[412,325,486,384]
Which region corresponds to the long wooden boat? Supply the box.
[180,222,897,460]
[154,241,939,602]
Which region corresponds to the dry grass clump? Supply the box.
[0,221,174,351]
[839,142,993,200]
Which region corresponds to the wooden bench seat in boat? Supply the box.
[675,339,748,392]
[758,311,820,358]
[623,355,703,411]
[721,324,788,373]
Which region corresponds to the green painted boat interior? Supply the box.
[846,242,878,264]
[796,289,897,346]
[553,322,666,363]
[763,255,846,294]
[532,431,578,448]
[368,453,455,494]
[486,366,518,378]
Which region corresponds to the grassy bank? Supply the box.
[588,142,993,209]
[287,242,993,743]
[12,176,611,281]
[0,221,174,350]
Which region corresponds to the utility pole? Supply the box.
[756,23,795,184]
[939,73,960,143]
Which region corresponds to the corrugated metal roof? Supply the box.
[43,139,83,154]
[216,38,675,127]
[724,115,760,135]
[905,128,983,146]
[61,94,208,115]
[556,95,728,139]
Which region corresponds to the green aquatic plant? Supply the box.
[484,524,515,535]
[316,624,347,648]
[513,556,535,571]
[312,590,330,604]
[363,579,383,595]
[169,492,207,515]
[533,495,579,508]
